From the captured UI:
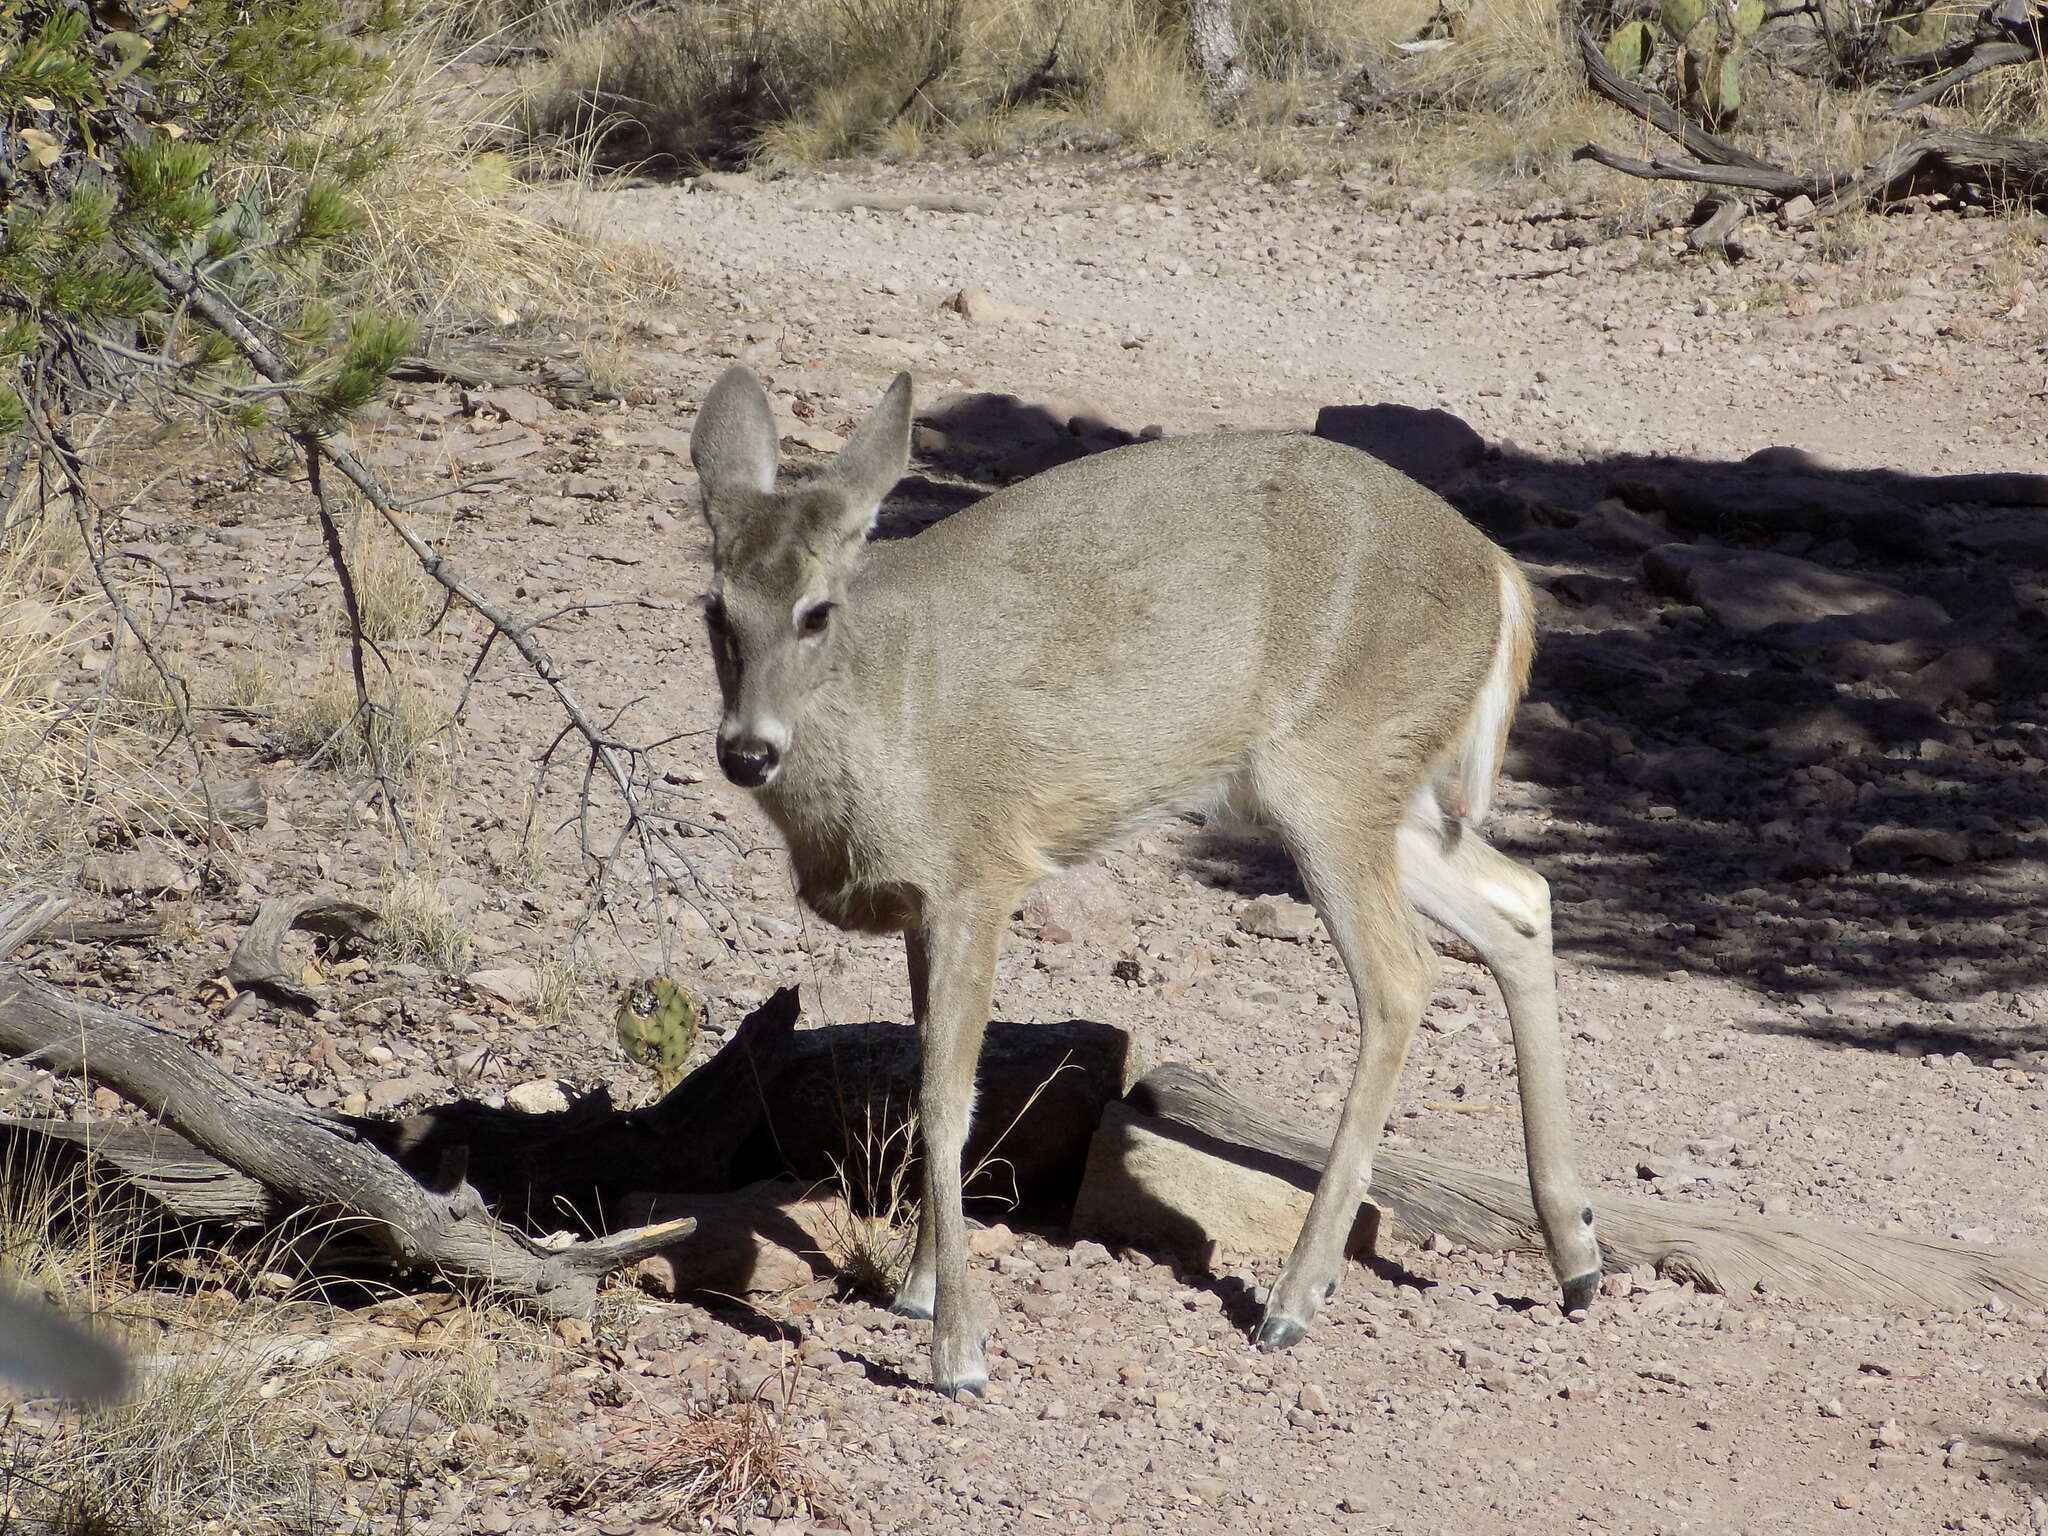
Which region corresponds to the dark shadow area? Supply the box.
[1741,1014,2048,1066]
[887,389,2048,1044]
[1943,1394,2048,1493]
[365,998,1125,1237]
[1450,434,2048,1027]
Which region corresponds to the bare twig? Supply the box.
[123,235,736,952]
[305,443,417,860]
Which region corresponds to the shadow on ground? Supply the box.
[890,387,2048,1053]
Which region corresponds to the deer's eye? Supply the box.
[798,602,834,638]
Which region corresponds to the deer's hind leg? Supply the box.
[1255,793,1435,1350]
[1397,807,1603,1309]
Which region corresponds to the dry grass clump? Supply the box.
[522,0,1242,167]
[343,513,439,644]
[512,0,1625,180]
[271,666,445,784]
[211,7,683,333]
[0,1150,342,1535]
[0,513,167,880]
[561,1369,826,1528]
[375,871,475,972]
[0,1342,338,1536]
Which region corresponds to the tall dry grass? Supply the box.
[0,509,175,883]
[508,0,1629,181]
[518,0,1444,168]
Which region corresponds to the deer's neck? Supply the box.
[751,644,916,932]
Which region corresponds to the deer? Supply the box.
[688,366,1603,1396]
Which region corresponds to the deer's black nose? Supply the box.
[718,737,780,788]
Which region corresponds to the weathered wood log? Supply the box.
[0,893,73,961]
[227,895,384,1005]
[1575,24,2048,223]
[1575,28,1781,173]
[1884,39,2038,115]
[1078,1063,2048,1310]
[1811,130,2048,215]
[0,968,690,1318]
[0,1116,279,1227]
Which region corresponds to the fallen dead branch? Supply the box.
[0,965,691,1317]
[225,894,384,1007]
[1081,1063,2048,1310]
[1573,28,2048,243]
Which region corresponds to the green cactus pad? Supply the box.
[615,976,703,1093]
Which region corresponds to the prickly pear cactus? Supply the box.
[1606,0,1764,125]
[614,977,702,1093]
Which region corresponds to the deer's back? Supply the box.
[813,433,1507,888]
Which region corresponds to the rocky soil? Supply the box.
[10,150,2048,1534]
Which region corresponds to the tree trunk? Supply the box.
[1186,0,1249,113]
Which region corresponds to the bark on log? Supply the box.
[1102,1063,2048,1309]
[0,1116,279,1227]
[0,968,690,1318]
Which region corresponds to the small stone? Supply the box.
[505,1078,571,1115]
[942,287,1038,327]
[1298,1382,1331,1414]
[79,848,193,896]
[1237,896,1319,943]
[466,965,541,1007]
[372,1399,447,1438]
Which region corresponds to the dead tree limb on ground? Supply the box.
[1573,27,2048,242]
[1090,1064,2048,1309]
[0,967,692,1318]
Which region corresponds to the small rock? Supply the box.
[942,287,1037,327]
[464,387,550,427]
[621,1181,843,1297]
[505,1078,571,1115]
[1642,545,1950,643]
[372,1399,448,1438]
[79,848,193,896]
[1852,826,1971,868]
[1238,896,1319,943]
[1018,866,1133,945]
[467,965,541,1007]
[365,1075,445,1113]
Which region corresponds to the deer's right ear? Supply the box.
[690,367,778,524]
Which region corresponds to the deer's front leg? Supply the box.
[889,900,1004,1395]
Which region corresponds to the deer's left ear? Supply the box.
[820,372,911,541]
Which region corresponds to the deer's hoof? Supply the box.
[1560,1270,1600,1314]
[1254,1313,1306,1352]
